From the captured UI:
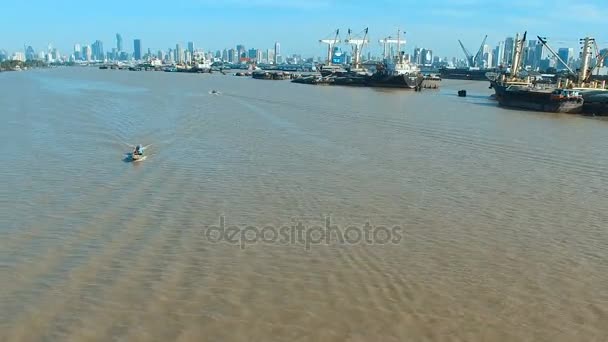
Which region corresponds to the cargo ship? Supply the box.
[498,86,583,113]
[440,67,495,80]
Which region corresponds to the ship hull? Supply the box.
[582,92,608,116]
[498,90,583,114]
[440,68,495,81]
[366,74,423,89]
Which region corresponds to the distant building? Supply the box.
[248,48,257,60]
[413,47,421,64]
[82,45,92,61]
[175,44,183,63]
[116,33,123,52]
[0,49,8,62]
[267,49,274,64]
[228,48,236,63]
[504,37,514,65]
[236,44,246,59]
[274,42,281,64]
[419,48,432,66]
[494,41,505,67]
[557,47,573,71]
[157,50,163,61]
[188,42,194,56]
[222,49,228,62]
[25,46,36,61]
[73,44,81,60]
[133,39,142,60]
[12,52,26,62]
[92,40,104,61]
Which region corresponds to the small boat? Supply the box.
[126,144,146,162]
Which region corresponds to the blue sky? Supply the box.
[2,0,606,58]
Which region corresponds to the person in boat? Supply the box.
[133,145,143,156]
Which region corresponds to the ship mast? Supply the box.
[319,29,340,66]
[510,31,526,76]
[344,28,369,70]
[579,37,595,83]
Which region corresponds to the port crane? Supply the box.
[458,35,488,67]
[344,27,369,70]
[319,29,340,66]
[379,29,406,60]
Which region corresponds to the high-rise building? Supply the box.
[0,49,8,62]
[236,44,245,59]
[413,47,421,64]
[133,39,142,60]
[92,40,104,61]
[504,37,514,65]
[222,49,228,62]
[215,50,221,59]
[597,48,608,68]
[25,46,36,61]
[274,42,281,64]
[256,50,263,63]
[157,50,163,60]
[248,48,257,60]
[168,48,174,62]
[267,49,274,64]
[482,44,493,68]
[187,42,194,56]
[73,44,81,60]
[557,47,573,71]
[116,33,123,52]
[228,48,237,63]
[82,45,92,61]
[175,44,184,63]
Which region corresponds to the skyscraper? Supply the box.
[176,44,183,63]
[83,45,92,61]
[25,46,36,61]
[482,44,493,68]
[222,49,228,62]
[92,40,104,61]
[504,37,514,65]
[187,42,194,56]
[116,33,123,52]
[557,48,573,71]
[248,48,257,60]
[133,39,142,60]
[274,42,280,64]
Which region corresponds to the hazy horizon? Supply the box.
[2,0,606,58]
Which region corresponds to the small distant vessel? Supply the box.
[126,144,146,162]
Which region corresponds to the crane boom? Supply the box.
[537,36,575,75]
[319,29,340,65]
[473,35,488,67]
[458,40,474,67]
[344,28,369,69]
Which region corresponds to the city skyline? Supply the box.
[2,0,606,59]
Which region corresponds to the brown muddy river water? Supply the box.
[1,68,607,341]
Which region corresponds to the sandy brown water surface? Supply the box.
[1,68,607,341]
